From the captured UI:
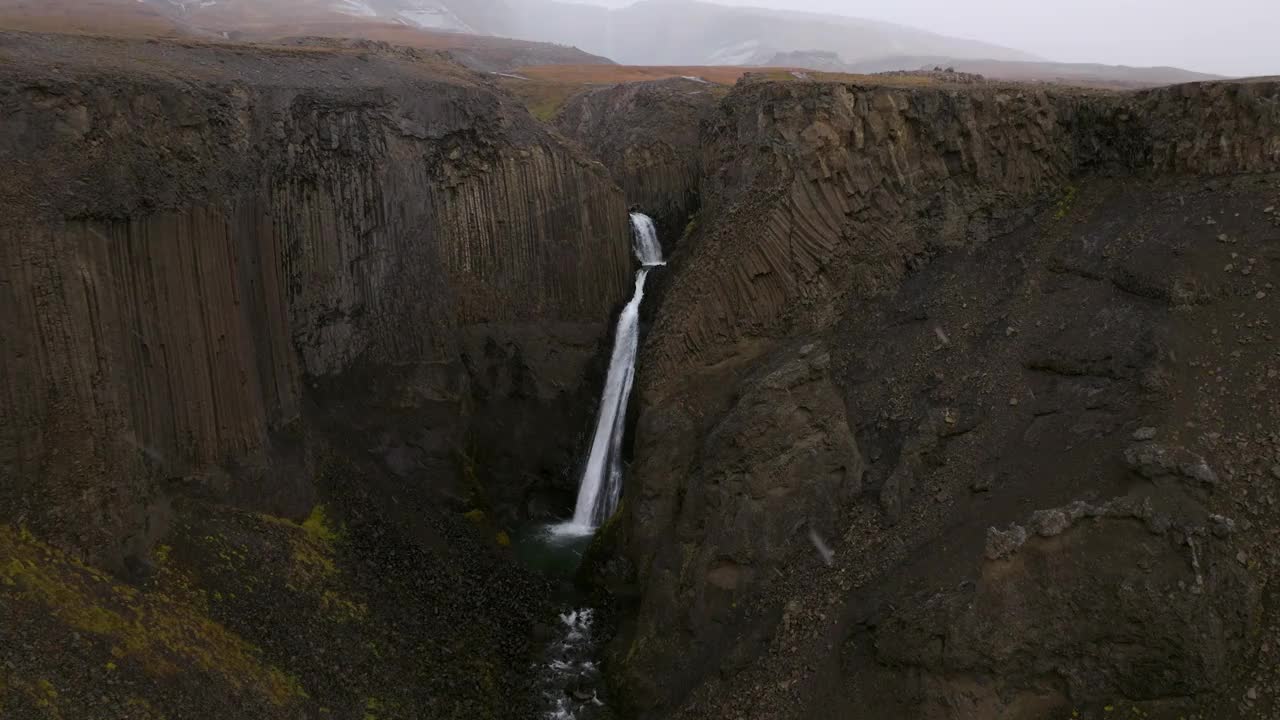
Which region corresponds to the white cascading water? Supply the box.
[534,609,604,720]
[628,212,666,267]
[534,215,663,719]
[553,213,665,536]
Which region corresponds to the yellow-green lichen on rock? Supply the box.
[301,505,339,544]
[0,525,305,708]
[174,505,372,630]
[249,506,343,581]
[2,676,65,719]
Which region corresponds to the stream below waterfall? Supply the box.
[521,212,666,720]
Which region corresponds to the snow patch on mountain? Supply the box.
[398,8,470,31]
[157,0,210,13]
[333,0,378,18]
[706,40,766,66]
[143,0,477,32]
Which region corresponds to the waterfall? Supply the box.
[630,212,664,266]
[554,213,665,536]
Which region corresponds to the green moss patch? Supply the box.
[0,525,305,716]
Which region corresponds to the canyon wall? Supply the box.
[554,77,719,248]
[612,78,1280,718]
[0,32,632,567]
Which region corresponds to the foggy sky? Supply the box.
[581,0,1280,77]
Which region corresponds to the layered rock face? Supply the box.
[0,32,632,567]
[613,79,1280,718]
[554,77,720,247]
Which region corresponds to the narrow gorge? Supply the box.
[533,211,664,720]
[560,213,666,537]
[1,24,1279,720]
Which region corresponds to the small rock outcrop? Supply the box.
[1124,442,1220,488]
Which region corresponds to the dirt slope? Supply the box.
[0,0,612,71]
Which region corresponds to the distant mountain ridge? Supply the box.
[140,0,506,33]
[0,0,611,71]
[492,0,1219,88]
[498,0,1042,67]
[0,0,1222,86]
[845,55,1224,88]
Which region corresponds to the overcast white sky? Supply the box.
[583,0,1280,76]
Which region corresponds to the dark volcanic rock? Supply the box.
[5,25,1280,720]
[855,515,1255,718]
[0,29,635,720]
[0,32,632,567]
[611,77,1280,718]
[619,342,862,700]
[554,77,720,248]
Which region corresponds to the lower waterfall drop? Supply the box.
[531,213,664,720]
[553,212,665,536]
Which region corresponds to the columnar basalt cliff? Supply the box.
[611,78,1280,718]
[0,31,639,719]
[4,24,1280,720]
[554,77,719,248]
[0,32,632,565]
